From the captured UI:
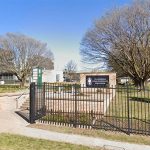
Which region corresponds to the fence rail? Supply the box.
[30,83,150,135]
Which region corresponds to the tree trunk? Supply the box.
[133,78,146,90]
[20,77,26,87]
[139,80,145,90]
[134,79,145,90]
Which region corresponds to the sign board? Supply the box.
[86,75,109,88]
[31,68,43,88]
[37,68,42,85]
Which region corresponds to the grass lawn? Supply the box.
[0,84,28,93]
[103,87,150,134]
[0,133,100,150]
[0,88,20,93]
[0,85,27,93]
[29,124,150,146]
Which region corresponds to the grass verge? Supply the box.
[0,133,100,150]
[0,85,27,93]
[29,123,150,145]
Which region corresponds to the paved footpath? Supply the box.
[0,95,150,150]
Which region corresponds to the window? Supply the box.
[56,74,60,82]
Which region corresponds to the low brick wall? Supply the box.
[46,99,104,114]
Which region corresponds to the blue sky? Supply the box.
[0,0,132,71]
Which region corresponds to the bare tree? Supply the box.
[81,0,150,89]
[0,33,54,86]
[64,60,77,73]
[64,60,77,82]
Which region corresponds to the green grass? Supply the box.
[29,124,150,146]
[41,112,91,125]
[0,88,20,93]
[106,88,150,133]
[107,86,150,117]
[0,133,100,150]
[0,85,27,93]
[130,96,150,103]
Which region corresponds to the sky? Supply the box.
[0,0,132,71]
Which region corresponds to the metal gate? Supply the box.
[100,86,150,135]
[30,83,46,123]
[29,83,150,135]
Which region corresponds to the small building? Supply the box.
[31,68,63,83]
[0,72,19,84]
[42,70,63,83]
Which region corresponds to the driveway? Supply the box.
[0,95,29,133]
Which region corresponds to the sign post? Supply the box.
[37,68,42,89]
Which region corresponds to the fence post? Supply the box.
[30,82,36,123]
[43,82,45,100]
[74,84,77,128]
[43,82,46,116]
[127,83,130,135]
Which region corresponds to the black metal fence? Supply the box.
[30,82,150,135]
